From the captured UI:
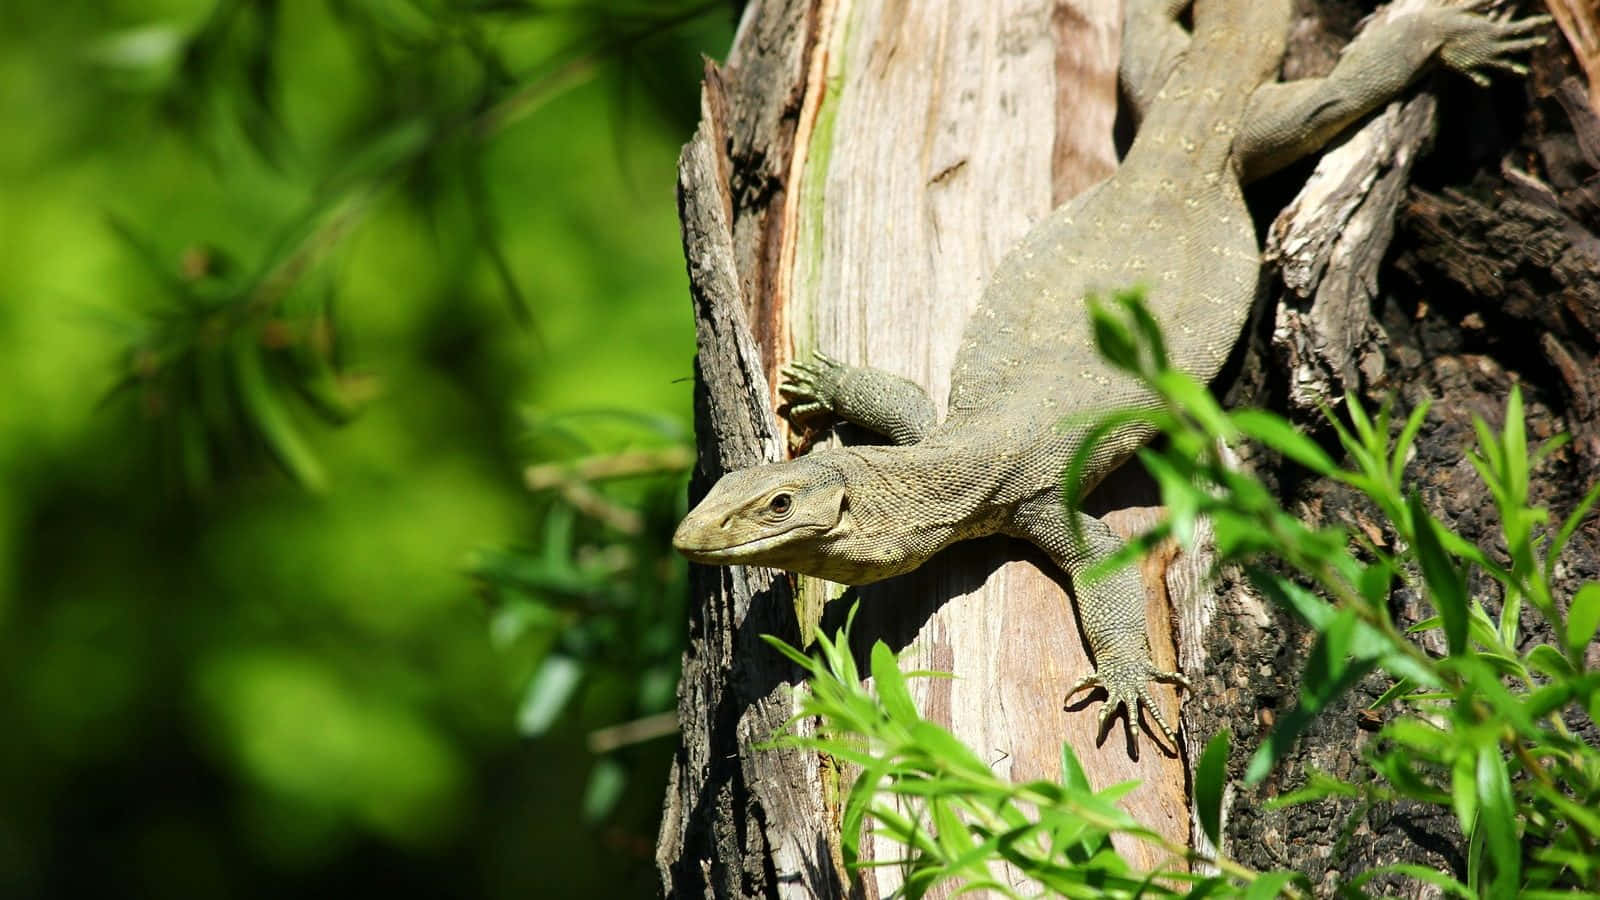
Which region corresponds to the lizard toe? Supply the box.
[778,377,817,399]
[1153,668,1192,692]
[1070,661,1185,745]
[1139,685,1178,744]
[1063,670,1103,703]
[787,401,829,419]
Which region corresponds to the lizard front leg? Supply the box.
[779,351,937,446]
[1009,494,1190,747]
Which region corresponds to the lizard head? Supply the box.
[673,456,854,576]
[674,446,961,585]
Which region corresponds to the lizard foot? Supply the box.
[1065,661,1192,745]
[779,351,845,420]
[1431,2,1551,87]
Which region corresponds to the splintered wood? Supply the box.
[779,0,1190,892]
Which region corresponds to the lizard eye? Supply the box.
[768,493,793,517]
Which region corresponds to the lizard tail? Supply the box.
[1189,0,1291,88]
[1121,0,1291,178]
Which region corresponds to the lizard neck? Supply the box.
[813,441,1007,583]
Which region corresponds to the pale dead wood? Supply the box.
[1546,0,1600,112]
[1266,0,1441,414]
[782,0,1189,891]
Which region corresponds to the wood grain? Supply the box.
[661,0,1201,895]
[782,0,1189,889]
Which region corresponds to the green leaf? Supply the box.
[1450,750,1477,837]
[841,757,896,864]
[1356,561,1394,607]
[1060,743,1091,793]
[1567,583,1600,659]
[1475,743,1521,895]
[1475,651,1528,681]
[518,653,584,737]
[931,796,972,862]
[230,332,328,491]
[1368,678,1415,710]
[1468,606,1508,655]
[1310,606,1356,681]
[1371,748,1449,803]
[1531,847,1600,887]
[1233,409,1336,475]
[1264,770,1359,809]
[1525,679,1577,720]
[760,633,823,675]
[1343,392,1376,447]
[1350,863,1472,899]
[1435,526,1500,575]
[1117,286,1168,371]
[1526,642,1577,680]
[581,757,626,823]
[1139,449,1201,545]
[1243,871,1303,900]
[871,641,919,724]
[1063,408,1159,507]
[1388,400,1431,489]
[1549,482,1600,583]
[1448,656,1537,737]
[1408,493,1467,656]
[1250,569,1336,630]
[1533,782,1600,838]
[1154,370,1231,438]
[1089,297,1141,374]
[1381,718,1449,754]
[1503,386,1528,498]
[1195,729,1230,847]
[908,721,991,779]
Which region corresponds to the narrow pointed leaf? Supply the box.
[1408,494,1467,655]
[1196,729,1230,847]
[1475,743,1520,894]
[1567,583,1600,659]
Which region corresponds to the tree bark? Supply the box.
[659,0,1600,896]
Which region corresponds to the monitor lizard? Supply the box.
[673,0,1548,745]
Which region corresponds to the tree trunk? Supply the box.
[658,0,1600,896]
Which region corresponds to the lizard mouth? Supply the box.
[672,522,827,563]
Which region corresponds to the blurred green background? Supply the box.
[0,0,730,896]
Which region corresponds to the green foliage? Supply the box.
[765,618,1304,898]
[471,410,693,820]
[91,0,724,492]
[1081,289,1600,895]
[765,288,1600,897]
[1,0,727,896]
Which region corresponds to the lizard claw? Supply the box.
[1431,6,1551,88]
[1066,661,1191,745]
[779,351,847,421]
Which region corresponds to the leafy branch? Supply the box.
[96,0,724,490]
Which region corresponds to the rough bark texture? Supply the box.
[660,0,1600,897]
[655,6,843,896]
[1199,2,1600,896]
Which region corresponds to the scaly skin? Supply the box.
[674,0,1547,747]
